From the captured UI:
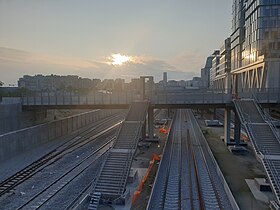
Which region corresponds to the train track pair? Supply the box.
[0,113,124,198]
[147,109,226,210]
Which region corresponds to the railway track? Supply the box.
[147,109,233,210]
[0,113,124,198]
[186,110,222,209]
[16,136,115,210]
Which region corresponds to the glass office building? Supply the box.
[231,0,280,90]
[231,0,245,71]
[243,0,280,65]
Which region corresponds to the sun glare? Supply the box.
[111,53,131,65]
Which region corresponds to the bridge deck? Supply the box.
[21,90,280,110]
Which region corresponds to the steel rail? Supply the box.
[187,110,223,209]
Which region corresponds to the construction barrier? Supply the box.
[131,154,161,205]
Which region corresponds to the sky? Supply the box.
[0,0,232,86]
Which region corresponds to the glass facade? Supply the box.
[210,54,220,88]
[232,0,280,69]
[231,0,246,70]
[217,38,231,76]
[242,0,280,66]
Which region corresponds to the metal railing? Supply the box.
[20,88,280,106]
[239,88,280,103]
[151,91,232,104]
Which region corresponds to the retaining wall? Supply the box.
[0,104,21,135]
[0,109,120,162]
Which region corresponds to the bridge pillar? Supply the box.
[168,108,171,118]
[234,112,241,146]
[148,106,154,139]
[200,109,204,118]
[212,108,217,120]
[141,77,145,100]
[142,120,146,140]
[224,107,231,144]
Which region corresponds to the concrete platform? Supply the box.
[245,179,271,204]
[255,178,272,192]
[199,120,270,210]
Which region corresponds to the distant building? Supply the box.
[18,74,99,91]
[212,38,231,91]
[210,50,221,89]
[186,77,204,88]
[163,72,167,86]
[129,78,142,93]
[201,50,219,88]
[114,78,125,91]
[201,56,213,88]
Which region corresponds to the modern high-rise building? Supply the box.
[231,0,280,91]
[201,56,213,88]
[211,38,231,91]
[231,0,246,71]
[201,50,220,88]
[210,53,221,89]
[208,50,221,89]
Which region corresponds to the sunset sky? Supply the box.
[0,0,231,86]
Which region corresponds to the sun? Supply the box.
[111,53,131,65]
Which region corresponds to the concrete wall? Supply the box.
[0,104,21,134]
[0,109,120,162]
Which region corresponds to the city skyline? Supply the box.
[0,1,231,86]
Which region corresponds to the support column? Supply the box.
[234,111,241,146]
[213,108,216,120]
[200,109,204,118]
[141,77,145,100]
[148,106,154,139]
[224,107,231,145]
[148,77,154,100]
[142,120,146,140]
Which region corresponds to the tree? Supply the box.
[0,81,3,86]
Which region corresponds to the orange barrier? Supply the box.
[131,154,161,205]
[159,127,170,134]
[241,133,249,141]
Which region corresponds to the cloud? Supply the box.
[0,47,102,69]
[168,50,205,73]
[0,47,199,85]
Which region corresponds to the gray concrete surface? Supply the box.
[199,117,271,210]
[0,103,21,134]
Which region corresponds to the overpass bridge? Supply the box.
[21,88,280,110]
